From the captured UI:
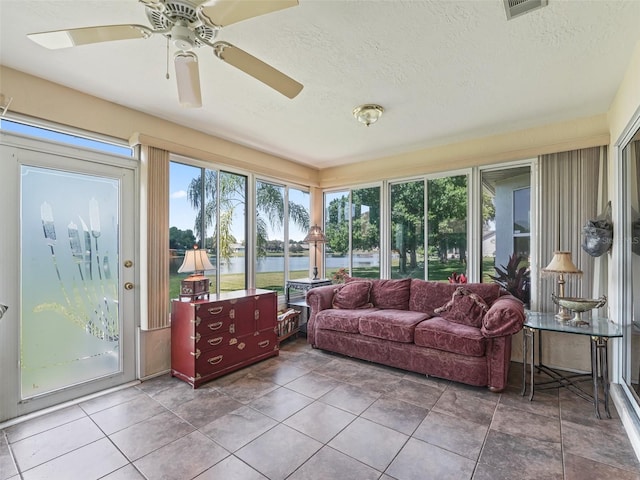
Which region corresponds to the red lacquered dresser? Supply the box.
[171,288,278,388]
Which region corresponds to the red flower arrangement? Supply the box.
[448,272,467,284]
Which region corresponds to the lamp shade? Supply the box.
[303,225,326,243]
[175,51,202,108]
[178,247,214,274]
[542,251,582,275]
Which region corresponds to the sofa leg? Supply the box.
[488,386,504,393]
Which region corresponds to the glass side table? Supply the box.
[521,311,622,419]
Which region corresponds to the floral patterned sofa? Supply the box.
[306,278,525,392]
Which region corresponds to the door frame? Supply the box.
[0,130,140,422]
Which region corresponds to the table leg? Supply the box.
[590,336,601,419]
[598,337,612,419]
[530,328,536,401]
[523,327,536,401]
[522,326,528,396]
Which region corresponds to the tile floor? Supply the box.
[2,338,639,480]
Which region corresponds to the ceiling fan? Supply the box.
[27,0,303,108]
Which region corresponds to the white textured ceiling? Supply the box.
[1,0,640,169]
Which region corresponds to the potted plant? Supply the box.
[489,253,530,307]
[331,267,349,284]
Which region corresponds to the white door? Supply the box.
[0,135,137,422]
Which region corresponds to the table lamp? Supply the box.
[178,246,214,300]
[542,251,582,319]
[303,225,326,280]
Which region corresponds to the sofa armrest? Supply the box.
[306,284,337,345]
[481,294,525,338]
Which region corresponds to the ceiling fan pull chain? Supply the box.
[165,35,170,80]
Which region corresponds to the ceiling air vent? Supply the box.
[504,0,548,20]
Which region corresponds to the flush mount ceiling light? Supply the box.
[353,104,384,127]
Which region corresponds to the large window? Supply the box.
[288,187,311,282]
[480,166,531,282]
[325,190,350,280]
[324,187,381,280]
[622,126,640,404]
[0,118,133,157]
[323,169,531,283]
[426,175,468,281]
[169,161,247,296]
[255,180,310,294]
[388,175,468,281]
[391,181,424,279]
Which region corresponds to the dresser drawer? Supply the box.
[195,330,277,378]
[194,330,235,354]
[195,315,234,336]
[194,298,253,331]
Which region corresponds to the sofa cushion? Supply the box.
[315,308,377,334]
[409,280,501,317]
[434,286,490,328]
[332,281,373,309]
[358,310,430,343]
[414,317,486,357]
[371,278,412,309]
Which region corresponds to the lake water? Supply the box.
[170,254,379,274]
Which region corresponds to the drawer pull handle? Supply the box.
[208,337,223,346]
[208,321,223,330]
[208,355,223,365]
[208,306,223,315]
[258,340,270,348]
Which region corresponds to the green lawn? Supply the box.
[170,257,499,298]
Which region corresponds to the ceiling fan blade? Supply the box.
[174,51,203,108]
[213,42,303,99]
[28,25,153,50]
[200,0,298,27]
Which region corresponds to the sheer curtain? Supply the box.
[536,146,608,313]
[141,145,170,330]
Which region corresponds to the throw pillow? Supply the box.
[434,286,489,328]
[332,281,374,309]
[371,278,412,310]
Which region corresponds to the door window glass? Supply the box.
[21,166,121,398]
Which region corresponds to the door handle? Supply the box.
[0,304,7,320]
[124,282,134,290]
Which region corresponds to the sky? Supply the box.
[170,161,310,242]
[0,119,133,156]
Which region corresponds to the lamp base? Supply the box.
[312,266,319,280]
[555,306,572,321]
[180,275,210,301]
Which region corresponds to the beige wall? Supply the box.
[319,115,609,188]
[0,66,319,187]
[608,41,640,146]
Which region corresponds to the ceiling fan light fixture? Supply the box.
[353,104,384,127]
[174,50,202,108]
